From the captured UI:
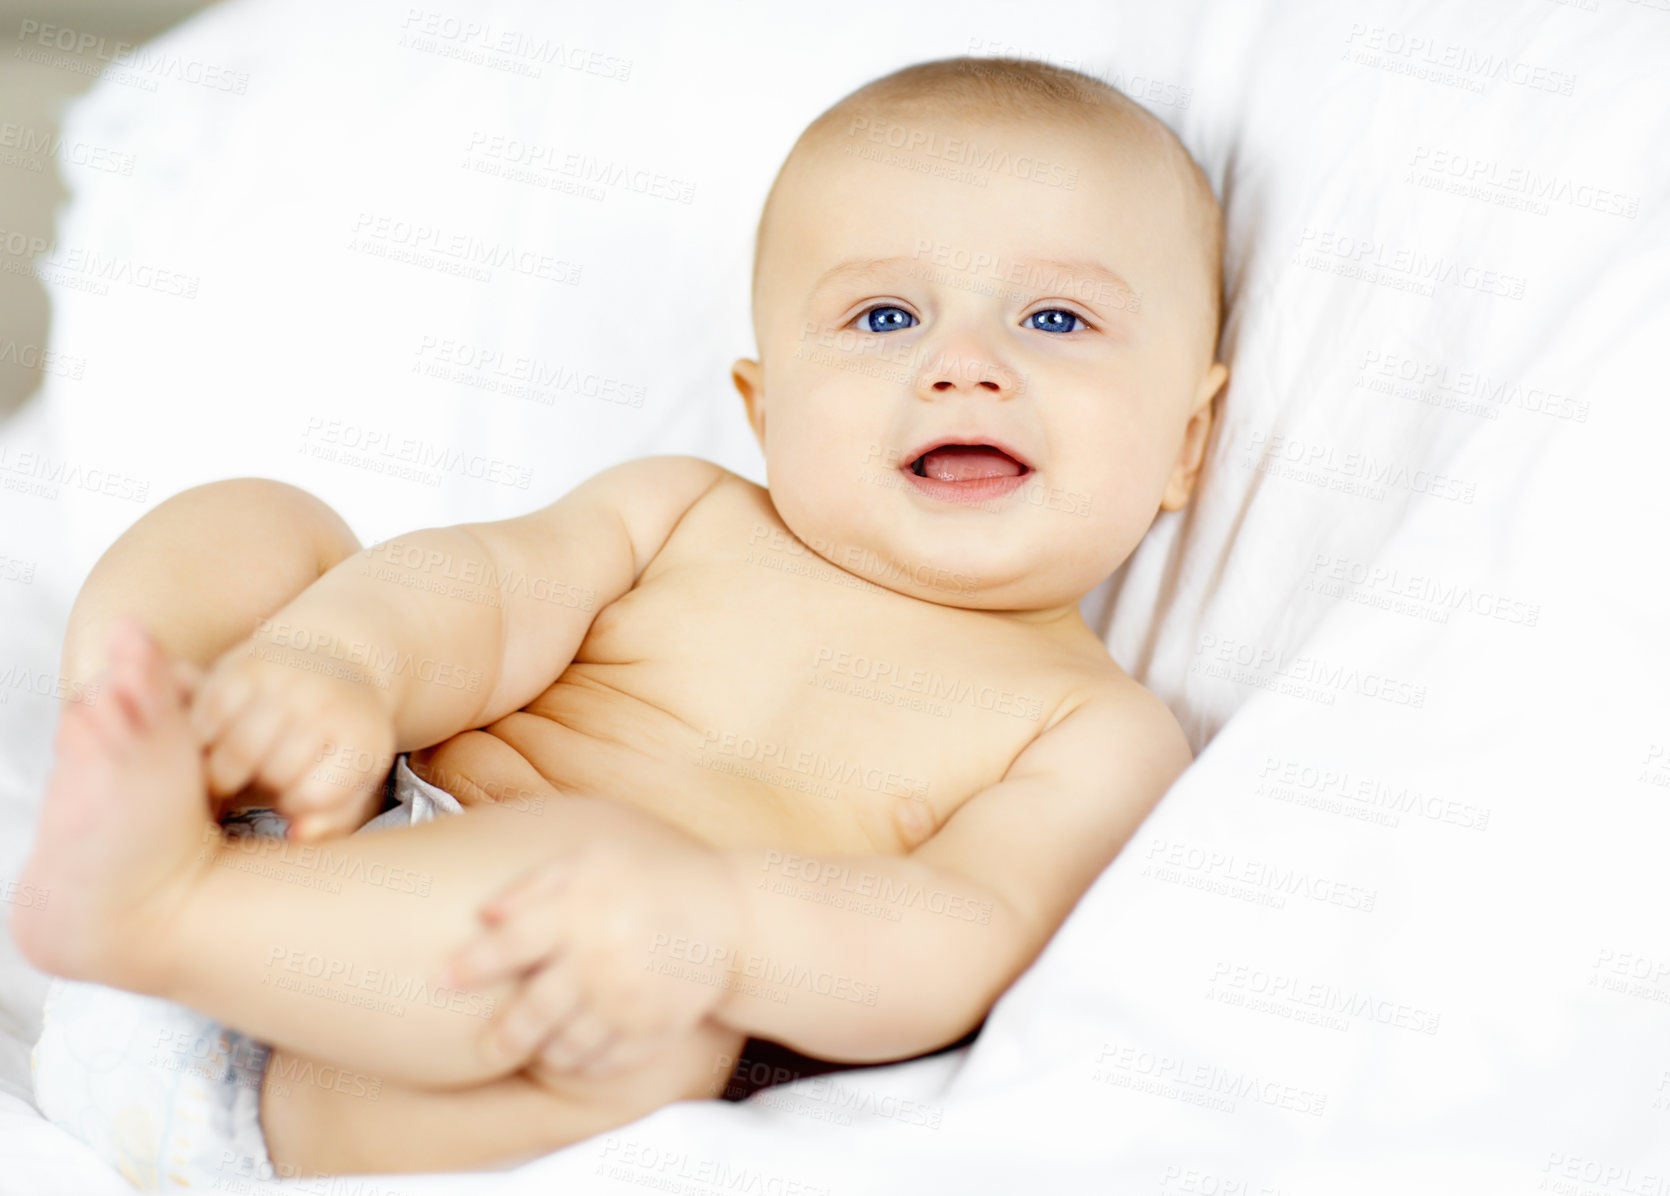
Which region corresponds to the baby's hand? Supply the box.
[189,634,397,840]
[441,814,747,1077]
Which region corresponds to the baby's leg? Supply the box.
[13,624,742,1174]
[60,477,363,685]
[24,483,743,1176]
[259,1023,738,1176]
[22,627,593,1083]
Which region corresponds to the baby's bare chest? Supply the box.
[468,495,1098,854]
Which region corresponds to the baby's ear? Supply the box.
[732,358,766,444]
[1158,362,1229,511]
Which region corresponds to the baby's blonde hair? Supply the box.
[752,56,1225,355]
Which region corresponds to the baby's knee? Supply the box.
[162,478,360,572]
[166,476,319,519]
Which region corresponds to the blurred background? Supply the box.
[0,0,213,416]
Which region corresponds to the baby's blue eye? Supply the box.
[859,306,917,333]
[1027,309,1083,334]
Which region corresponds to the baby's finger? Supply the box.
[534,1008,616,1075]
[171,657,203,700]
[444,898,568,989]
[205,702,291,798]
[480,859,570,925]
[281,743,389,815]
[258,732,341,808]
[484,962,585,1068]
[285,785,382,843]
[576,1028,673,1079]
[189,669,255,744]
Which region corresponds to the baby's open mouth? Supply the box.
[899,442,1034,506]
[909,445,1029,482]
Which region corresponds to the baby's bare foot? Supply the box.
[11,617,219,994]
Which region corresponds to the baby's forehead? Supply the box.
[769,110,1196,270]
[804,98,1169,180]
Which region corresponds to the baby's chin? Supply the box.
[861,556,1114,614]
[770,485,1123,612]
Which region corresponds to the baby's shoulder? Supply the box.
[655,462,772,528]
[650,465,806,564]
[1037,648,1192,764]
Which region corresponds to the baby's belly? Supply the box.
[406,680,889,856]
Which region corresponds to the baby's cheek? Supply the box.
[1068,474,1153,570]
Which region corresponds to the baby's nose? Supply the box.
[917,356,1022,397]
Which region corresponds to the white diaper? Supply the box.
[29,755,462,1190]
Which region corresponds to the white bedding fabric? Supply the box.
[3,0,1668,1191]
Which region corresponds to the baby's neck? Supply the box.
[986,603,1088,628]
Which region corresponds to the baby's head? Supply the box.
[732,56,1228,619]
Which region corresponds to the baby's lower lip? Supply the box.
[898,465,1031,504]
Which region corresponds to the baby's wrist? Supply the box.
[244,617,402,707]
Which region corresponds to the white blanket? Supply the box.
[3,0,1667,1191]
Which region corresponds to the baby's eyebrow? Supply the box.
[810,254,1139,311]
[810,255,918,294]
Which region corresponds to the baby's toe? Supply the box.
[107,618,176,731]
[53,692,113,755]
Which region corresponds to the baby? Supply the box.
[12,55,1227,1182]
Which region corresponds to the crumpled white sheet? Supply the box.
[2,0,1666,1192]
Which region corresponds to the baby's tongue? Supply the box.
[918,445,1023,482]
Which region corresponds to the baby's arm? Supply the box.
[193,455,725,832]
[711,688,1193,1062]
